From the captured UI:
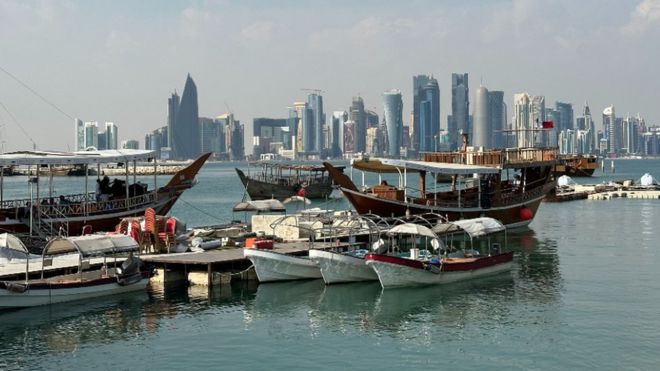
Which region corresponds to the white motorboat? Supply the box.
[243,248,321,282]
[309,249,377,284]
[366,218,513,288]
[0,233,154,308]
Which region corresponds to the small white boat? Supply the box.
[366,218,513,288]
[309,249,377,284]
[0,233,154,308]
[243,248,321,282]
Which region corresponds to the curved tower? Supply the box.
[473,86,489,148]
[383,89,403,158]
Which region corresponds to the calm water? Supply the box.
[1,160,659,370]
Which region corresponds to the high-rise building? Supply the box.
[412,74,432,151]
[603,106,616,153]
[200,117,224,157]
[307,93,325,154]
[74,118,85,151]
[451,73,469,149]
[488,91,505,148]
[473,86,489,148]
[575,102,596,154]
[84,122,99,149]
[513,93,533,148]
[121,140,140,150]
[418,78,440,152]
[343,120,356,154]
[293,101,313,156]
[172,74,200,159]
[555,102,574,132]
[383,89,403,158]
[104,122,118,150]
[332,111,348,158]
[217,113,244,161]
[350,97,366,153]
[167,92,179,149]
[253,118,290,157]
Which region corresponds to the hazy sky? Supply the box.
[1,0,659,153]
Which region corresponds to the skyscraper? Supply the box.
[488,91,505,148]
[451,73,469,149]
[104,122,118,150]
[383,89,403,158]
[412,74,430,151]
[84,122,98,149]
[555,102,574,132]
[172,74,200,159]
[167,92,179,149]
[74,118,85,151]
[418,78,440,152]
[513,93,533,148]
[332,111,348,158]
[473,86,489,148]
[603,106,616,153]
[350,97,366,153]
[293,101,312,156]
[307,93,325,154]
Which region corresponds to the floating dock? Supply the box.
[588,190,660,200]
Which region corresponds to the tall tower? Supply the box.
[603,106,616,153]
[350,97,366,153]
[167,92,179,150]
[383,89,403,158]
[488,91,505,148]
[412,74,431,151]
[104,122,118,150]
[419,78,440,152]
[513,93,533,148]
[172,74,199,159]
[473,86,489,148]
[555,102,574,132]
[451,73,469,149]
[332,111,348,157]
[307,93,325,154]
[74,118,85,151]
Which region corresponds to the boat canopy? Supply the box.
[557,175,577,187]
[0,233,29,255]
[232,199,286,212]
[351,157,418,173]
[379,158,500,175]
[43,234,139,257]
[387,223,438,239]
[433,217,505,238]
[0,149,156,167]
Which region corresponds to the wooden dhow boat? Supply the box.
[554,154,598,177]
[324,145,557,228]
[366,217,513,288]
[236,162,343,200]
[0,150,210,239]
[0,233,154,308]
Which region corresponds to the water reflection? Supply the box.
[510,228,563,303]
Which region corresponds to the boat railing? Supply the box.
[32,191,158,218]
[422,147,558,166]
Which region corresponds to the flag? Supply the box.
[542,121,554,129]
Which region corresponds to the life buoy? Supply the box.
[519,206,533,221]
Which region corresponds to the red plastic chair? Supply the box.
[157,217,176,253]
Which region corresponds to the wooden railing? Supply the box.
[422,147,558,166]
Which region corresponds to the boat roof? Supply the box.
[232,199,286,212]
[43,234,139,257]
[433,217,505,238]
[250,162,344,172]
[387,223,438,239]
[0,233,29,254]
[0,149,156,167]
[380,158,500,175]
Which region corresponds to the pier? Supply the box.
[588,190,660,200]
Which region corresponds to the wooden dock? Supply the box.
[588,189,660,200]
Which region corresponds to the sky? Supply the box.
[1,0,659,153]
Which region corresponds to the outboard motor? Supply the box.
[117,252,144,286]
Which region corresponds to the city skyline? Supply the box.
[1,1,659,153]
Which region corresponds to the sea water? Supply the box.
[0,160,659,370]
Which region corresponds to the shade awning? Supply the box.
[0,149,156,167]
[232,200,286,212]
[43,234,139,257]
[433,217,505,238]
[379,158,500,175]
[387,223,438,239]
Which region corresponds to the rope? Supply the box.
[178,198,225,222]
[225,264,254,277]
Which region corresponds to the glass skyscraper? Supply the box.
[383,89,403,158]
[418,78,440,152]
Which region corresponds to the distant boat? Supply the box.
[554,154,598,177]
[235,162,343,200]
